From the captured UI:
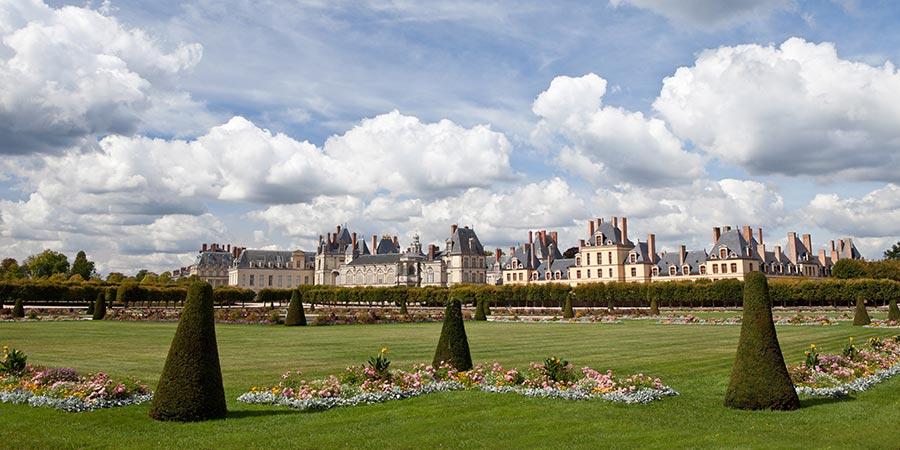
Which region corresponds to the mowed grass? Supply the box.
[1,318,899,449]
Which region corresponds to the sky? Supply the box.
[3,0,900,276]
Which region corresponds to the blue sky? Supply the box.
[3,0,900,275]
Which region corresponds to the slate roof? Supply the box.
[588,221,634,246]
[625,242,654,265]
[347,254,403,266]
[233,250,297,269]
[655,249,708,276]
[194,251,233,268]
[709,229,762,261]
[376,237,400,255]
[534,258,576,280]
[448,226,484,255]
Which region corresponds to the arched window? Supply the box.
[719,248,728,259]
[699,266,707,275]
[426,268,434,283]
[555,270,562,279]
[682,265,691,275]
[652,267,659,276]
[629,253,637,263]
[669,266,677,276]
[532,272,539,280]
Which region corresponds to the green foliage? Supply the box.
[26,249,70,279]
[884,241,900,260]
[852,297,871,326]
[474,298,487,321]
[106,272,126,284]
[542,356,576,383]
[70,250,95,280]
[12,298,24,318]
[832,259,867,279]
[367,348,391,381]
[432,298,472,371]
[284,289,306,326]
[92,292,106,320]
[1,346,27,375]
[116,283,142,306]
[889,298,900,321]
[398,298,408,315]
[562,295,574,318]
[650,297,660,315]
[0,258,27,280]
[724,272,799,411]
[149,282,226,422]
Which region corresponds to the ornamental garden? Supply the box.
[1,278,900,448]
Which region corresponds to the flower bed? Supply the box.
[488,315,623,324]
[0,346,152,412]
[865,319,900,329]
[0,308,87,322]
[657,315,741,325]
[238,352,676,411]
[788,336,900,398]
[774,314,841,326]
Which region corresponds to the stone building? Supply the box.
[188,243,243,287]
[228,249,314,292]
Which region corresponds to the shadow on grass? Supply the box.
[227,408,301,419]
[800,395,855,409]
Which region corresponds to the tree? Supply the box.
[832,259,867,279]
[0,258,26,280]
[70,251,95,280]
[562,295,574,319]
[149,282,226,421]
[135,269,149,282]
[284,289,307,326]
[888,297,900,322]
[724,272,799,411]
[884,242,900,260]
[158,271,173,285]
[106,272,126,284]
[562,247,579,259]
[852,296,871,326]
[432,298,473,371]
[92,292,106,320]
[26,250,69,279]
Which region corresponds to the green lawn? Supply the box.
[1,319,899,449]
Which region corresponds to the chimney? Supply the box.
[648,234,656,264]
[541,230,547,246]
[429,245,436,260]
[818,250,828,266]
[788,232,798,264]
[612,216,618,228]
[713,227,721,243]
[495,248,501,262]
[202,243,207,252]
[579,239,585,248]
[589,219,595,236]
[509,246,515,257]
[351,232,357,252]
[528,230,533,244]
[621,217,628,244]
[830,240,836,252]
[679,245,686,266]
[774,245,782,263]
[451,224,458,235]
[843,238,853,259]
[336,225,341,236]
[742,226,752,244]
[723,226,731,233]
[372,235,377,254]
[393,236,399,247]
[319,234,323,244]
[227,244,231,253]
[757,228,764,244]
[596,218,602,230]
[551,231,558,244]
[802,234,812,255]
[327,232,332,245]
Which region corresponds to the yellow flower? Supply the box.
[849,337,854,342]
[810,344,816,349]
[381,347,387,354]
[2,346,8,354]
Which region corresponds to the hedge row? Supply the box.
[0,281,254,307]
[2,277,899,310]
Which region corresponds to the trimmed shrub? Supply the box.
[650,297,660,315]
[474,298,486,321]
[104,287,115,308]
[92,292,107,320]
[399,298,408,315]
[432,298,473,371]
[724,272,799,411]
[284,289,306,326]
[86,295,94,315]
[889,298,900,322]
[562,296,574,319]
[149,282,226,422]
[12,298,24,318]
[852,296,871,326]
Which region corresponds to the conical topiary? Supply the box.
[284,289,306,326]
[482,299,491,316]
[562,296,574,319]
[149,282,226,421]
[889,298,900,322]
[474,298,486,321]
[433,298,473,371]
[86,295,94,316]
[852,296,871,326]
[92,292,107,320]
[650,297,660,315]
[12,298,24,318]
[399,298,408,315]
[724,272,799,411]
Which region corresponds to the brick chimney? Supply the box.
[723,226,731,233]
[528,230,533,245]
[541,230,547,246]
[495,248,501,262]
[393,236,399,247]
[612,216,618,229]
[351,232,357,252]
[818,250,828,266]
[429,245,436,260]
[787,232,798,264]
[742,226,752,244]
[802,234,812,257]
[774,245,782,263]
[843,238,853,259]
[713,227,721,244]
[679,245,686,266]
[551,231,558,244]
[621,217,628,244]
[589,219,595,236]
[336,225,341,236]
[757,228,764,244]
[451,224,458,235]
[202,243,207,252]
[648,234,656,264]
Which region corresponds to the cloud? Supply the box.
[804,184,900,238]
[609,0,792,29]
[0,0,208,154]
[590,178,786,249]
[533,73,706,187]
[655,37,900,181]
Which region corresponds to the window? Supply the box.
[720,248,728,259]
[304,276,309,284]
[630,253,636,263]
[630,267,636,277]
[249,274,254,286]
[531,272,538,280]
[608,268,613,277]
[555,270,562,279]
[377,272,384,284]
[730,263,738,273]
[712,265,718,274]
[700,266,707,275]
[517,273,523,281]
[366,272,374,284]
[721,263,727,273]
[587,253,591,265]
[749,263,753,272]
[575,257,581,266]
[683,265,690,275]
[286,275,292,286]
[268,275,273,286]
[505,273,510,282]
[464,257,469,268]
[669,266,677,276]
[608,252,613,264]
[652,267,659,276]
[277,275,283,287]
[576,270,581,279]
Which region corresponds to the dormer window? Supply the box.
[555,270,562,279]
[532,272,539,280]
[629,253,637,263]
[719,248,728,259]
[652,267,659,276]
[683,265,691,274]
[699,266,707,275]
[669,266,677,276]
